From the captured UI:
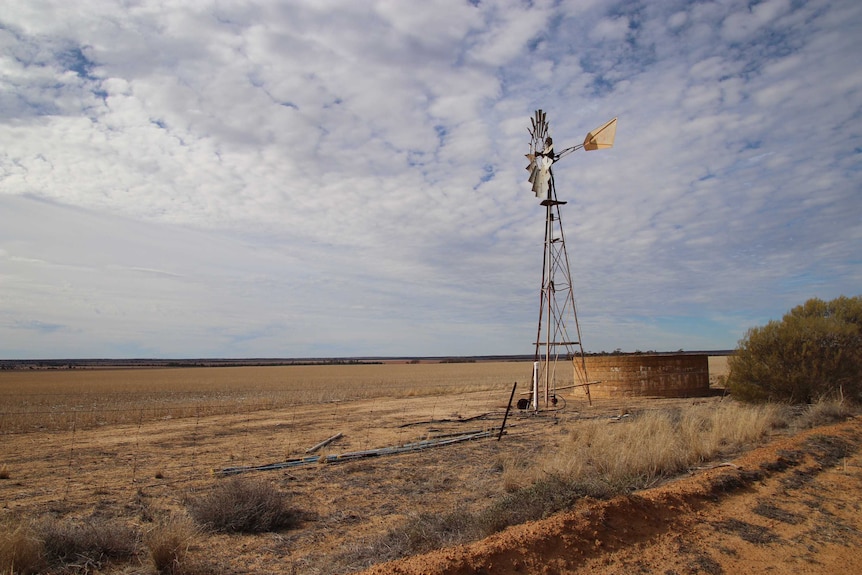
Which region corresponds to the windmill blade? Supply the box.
[527,109,553,200]
[531,161,551,199]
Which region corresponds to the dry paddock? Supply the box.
[0,359,730,573]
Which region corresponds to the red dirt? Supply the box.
[360,417,862,575]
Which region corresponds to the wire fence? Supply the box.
[0,384,512,511]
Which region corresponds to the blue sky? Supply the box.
[1,0,860,359]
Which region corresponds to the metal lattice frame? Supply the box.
[531,177,592,410]
[525,110,616,411]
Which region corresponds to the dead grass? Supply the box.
[38,516,139,568]
[1,516,139,575]
[353,401,783,567]
[145,513,201,575]
[529,401,782,490]
[795,399,855,429]
[349,474,611,568]
[475,475,612,534]
[366,508,478,564]
[0,520,43,575]
[186,477,298,534]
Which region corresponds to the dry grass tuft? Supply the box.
[186,476,297,534]
[795,399,855,429]
[364,475,607,562]
[372,508,476,562]
[476,475,612,535]
[38,516,139,567]
[145,513,200,575]
[0,520,43,575]
[0,465,9,480]
[496,453,532,492]
[535,401,781,490]
[352,475,613,568]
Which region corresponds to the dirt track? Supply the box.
[360,417,862,575]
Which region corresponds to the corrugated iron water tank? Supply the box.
[576,354,710,398]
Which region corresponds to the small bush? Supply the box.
[186,477,297,533]
[39,516,138,567]
[363,475,612,566]
[374,509,476,560]
[145,514,200,575]
[0,521,43,575]
[727,296,862,403]
[476,475,613,535]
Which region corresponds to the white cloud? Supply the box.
[721,0,792,43]
[590,15,630,42]
[1,0,860,358]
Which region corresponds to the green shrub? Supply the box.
[727,296,862,403]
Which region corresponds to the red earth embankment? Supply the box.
[360,417,862,575]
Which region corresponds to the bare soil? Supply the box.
[2,358,860,574]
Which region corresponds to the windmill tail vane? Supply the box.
[583,117,617,151]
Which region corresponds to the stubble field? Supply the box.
[1,358,860,575]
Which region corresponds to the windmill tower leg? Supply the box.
[533,195,592,409]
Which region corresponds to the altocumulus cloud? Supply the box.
[1,0,860,358]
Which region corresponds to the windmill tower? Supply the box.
[525,110,617,411]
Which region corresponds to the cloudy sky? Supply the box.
[1,0,860,359]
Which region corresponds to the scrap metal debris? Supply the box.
[216,430,492,476]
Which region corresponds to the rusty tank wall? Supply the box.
[580,354,710,398]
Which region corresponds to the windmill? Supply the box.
[525,110,617,411]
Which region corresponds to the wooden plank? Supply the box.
[305,432,343,454]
